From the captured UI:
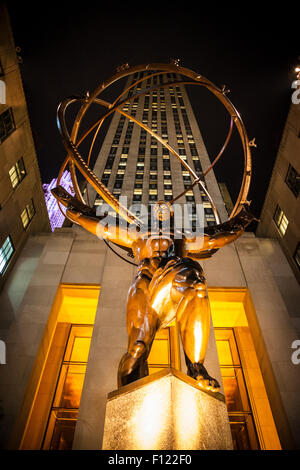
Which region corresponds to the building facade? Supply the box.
[0,3,51,292]
[0,67,300,451]
[257,101,300,286]
[90,70,228,227]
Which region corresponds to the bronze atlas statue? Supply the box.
[51,62,255,393]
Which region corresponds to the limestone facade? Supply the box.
[0,227,299,449]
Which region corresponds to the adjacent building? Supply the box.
[0,3,50,291]
[257,101,300,286]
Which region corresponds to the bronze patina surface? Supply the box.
[52,62,255,392]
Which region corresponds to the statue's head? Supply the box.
[153,201,173,223]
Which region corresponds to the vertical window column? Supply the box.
[0,236,14,275]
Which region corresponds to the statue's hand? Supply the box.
[66,208,82,223]
[51,185,96,217]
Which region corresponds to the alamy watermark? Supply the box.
[95,198,206,251]
[0,79,5,104]
[291,339,300,365]
[291,80,300,104]
[0,340,6,365]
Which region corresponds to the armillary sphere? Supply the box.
[55,62,252,261]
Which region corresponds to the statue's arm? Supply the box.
[67,208,136,247]
[52,185,136,247]
[184,204,256,256]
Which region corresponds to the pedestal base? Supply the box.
[102,368,233,450]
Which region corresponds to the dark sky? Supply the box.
[7,2,299,224]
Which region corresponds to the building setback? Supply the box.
[0,63,299,450]
[257,101,300,288]
[43,170,74,232]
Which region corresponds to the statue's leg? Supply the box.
[118,271,159,388]
[172,259,220,392]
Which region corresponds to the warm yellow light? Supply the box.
[70,336,92,362]
[175,380,200,449]
[215,340,233,366]
[151,283,171,313]
[133,380,168,449]
[193,321,203,361]
[208,290,248,328]
[147,338,169,366]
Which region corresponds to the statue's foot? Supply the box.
[187,362,220,392]
[117,342,149,387]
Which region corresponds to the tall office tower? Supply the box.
[90,71,228,228]
[0,3,50,290]
[257,101,300,285]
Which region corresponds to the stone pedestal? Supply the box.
[102,368,233,450]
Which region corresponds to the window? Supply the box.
[193,160,202,172]
[114,179,123,189]
[285,164,300,197]
[273,205,289,236]
[94,195,104,206]
[147,326,179,374]
[9,157,26,189]
[215,328,260,450]
[294,243,300,270]
[42,325,93,450]
[186,190,195,202]
[101,174,110,184]
[0,108,15,143]
[21,199,35,229]
[0,236,14,275]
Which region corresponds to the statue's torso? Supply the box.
[132,235,176,264]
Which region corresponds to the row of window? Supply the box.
[39,319,266,450]
[170,86,217,227]
[0,104,37,274]
[100,77,215,226]
[133,128,146,203]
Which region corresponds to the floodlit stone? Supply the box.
[102,368,233,450]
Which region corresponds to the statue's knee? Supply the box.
[174,266,206,291]
[128,340,147,359]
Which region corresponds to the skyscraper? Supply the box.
[90,70,228,230]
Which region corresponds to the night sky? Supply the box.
[7,2,299,226]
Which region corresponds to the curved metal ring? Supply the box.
[56,62,252,228]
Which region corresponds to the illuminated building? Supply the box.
[0,13,300,452]
[89,71,228,228]
[0,4,50,291]
[43,170,74,231]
